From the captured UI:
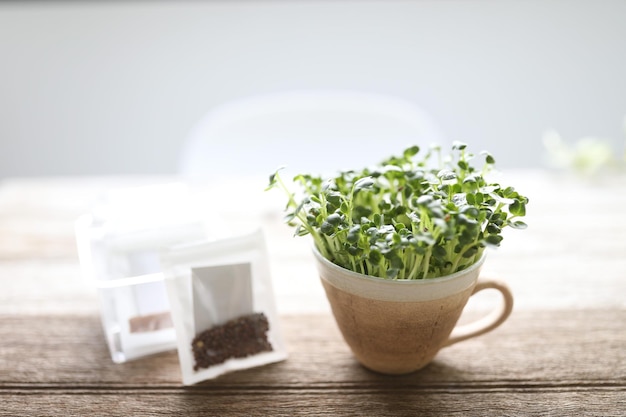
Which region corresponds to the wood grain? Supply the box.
[1,310,624,388]
[2,389,624,417]
[1,310,625,416]
[1,174,626,415]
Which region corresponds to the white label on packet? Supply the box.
[192,263,253,334]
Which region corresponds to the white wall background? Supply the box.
[1,0,625,177]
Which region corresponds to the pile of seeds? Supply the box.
[192,312,272,371]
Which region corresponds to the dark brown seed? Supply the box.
[191,312,273,371]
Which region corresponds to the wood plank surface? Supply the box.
[2,389,624,417]
[1,311,625,387]
[1,174,625,416]
[1,311,625,416]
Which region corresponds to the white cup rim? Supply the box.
[312,245,486,302]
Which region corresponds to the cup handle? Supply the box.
[443,279,514,347]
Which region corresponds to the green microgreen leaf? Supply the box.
[510,199,526,216]
[403,145,420,158]
[481,151,496,164]
[452,141,467,150]
[509,220,528,230]
[354,176,375,192]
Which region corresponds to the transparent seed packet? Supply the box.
[75,183,228,363]
[161,229,287,385]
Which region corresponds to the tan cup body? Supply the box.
[314,249,513,375]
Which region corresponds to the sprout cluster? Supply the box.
[268,143,529,280]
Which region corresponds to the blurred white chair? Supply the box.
[179,90,446,180]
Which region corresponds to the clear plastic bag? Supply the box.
[75,182,227,363]
[162,229,287,384]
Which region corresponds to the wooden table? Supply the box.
[1,171,625,416]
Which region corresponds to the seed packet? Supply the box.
[75,182,228,363]
[162,229,287,385]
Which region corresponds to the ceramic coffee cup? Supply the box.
[313,248,514,375]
